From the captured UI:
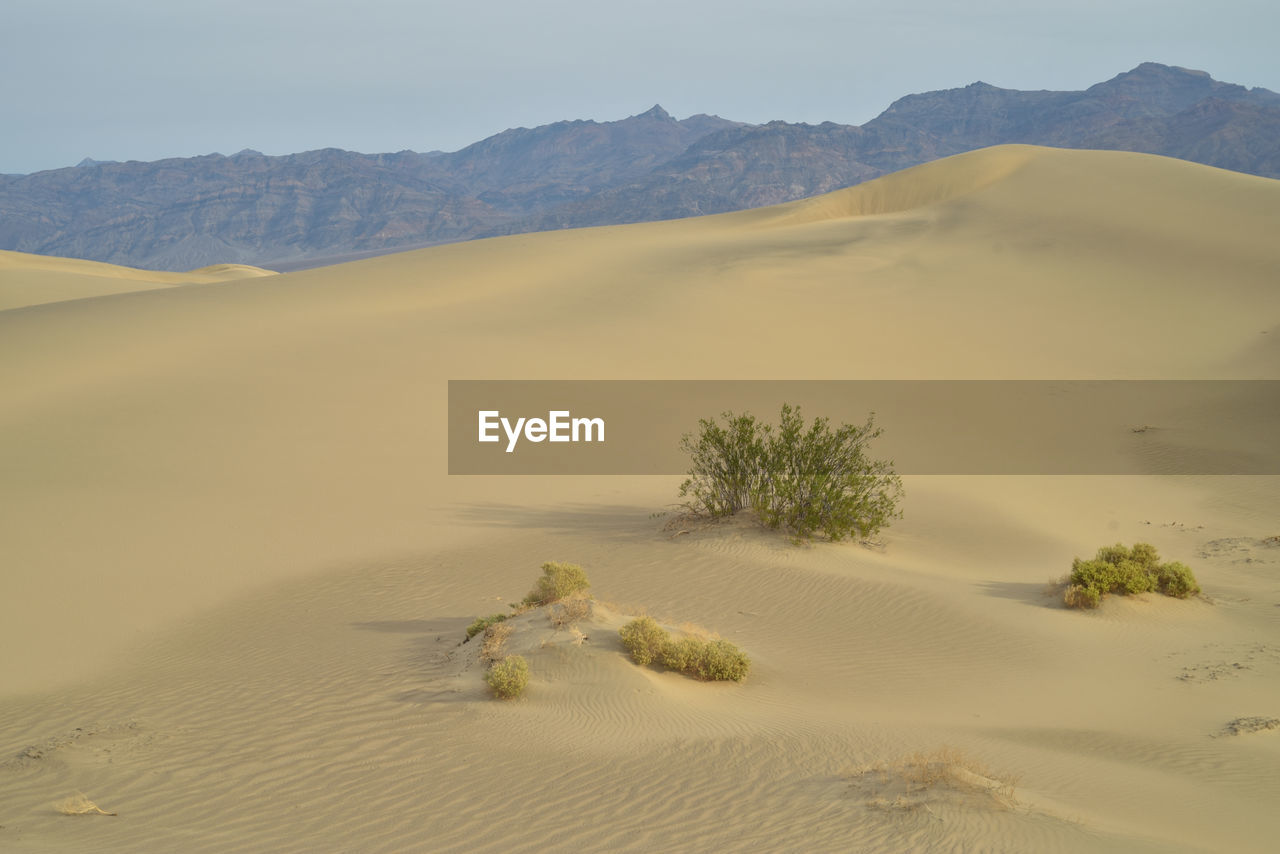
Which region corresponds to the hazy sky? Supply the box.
[3,0,1277,174]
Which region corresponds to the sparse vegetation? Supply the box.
[465,562,596,699]
[619,616,670,666]
[522,561,591,606]
[619,617,750,682]
[1154,561,1200,598]
[480,623,513,663]
[485,655,530,699]
[846,747,1019,811]
[466,613,509,640]
[548,592,593,628]
[466,563,749,698]
[658,635,703,673]
[692,639,752,682]
[678,403,902,542]
[1063,542,1201,609]
[464,562,591,645]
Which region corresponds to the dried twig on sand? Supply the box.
[57,793,117,816]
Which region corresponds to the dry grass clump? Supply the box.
[1063,542,1200,609]
[847,747,1018,811]
[464,561,592,644]
[480,623,513,663]
[619,617,750,682]
[549,592,593,628]
[461,562,748,697]
[896,748,1018,800]
[522,561,590,607]
[57,792,116,816]
[485,655,529,700]
[466,613,508,640]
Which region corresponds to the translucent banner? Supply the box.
[448,380,1280,475]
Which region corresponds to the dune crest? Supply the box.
[0,251,276,311]
[768,143,1042,224]
[183,263,277,279]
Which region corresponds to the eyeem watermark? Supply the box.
[478,410,605,453]
[449,380,1280,475]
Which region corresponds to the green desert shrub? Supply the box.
[1064,543,1200,608]
[1129,542,1161,567]
[619,616,670,666]
[677,411,767,517]
[466,613,509,640]
[620,619,751,682]
[485,655,530,699]
[679,403,903,542]
[523,561,591,606]
[1154,561,1200,598]
[658,635,703,673]
[691,639,751,682]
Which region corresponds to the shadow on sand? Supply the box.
[449,501,668,543]
[976,580,1062,609]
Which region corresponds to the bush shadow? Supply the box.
[450,501,666,543]
[977,580,1063,609]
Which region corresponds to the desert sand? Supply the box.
[1,145,1278,852]
[0,253,276,312]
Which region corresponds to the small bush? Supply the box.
[466,613,508,640]
[1064,543,1200,608]
[485,655,530,700]
[620,619,751,682]
[523,561,590,606]
[658,635,702,672]
[692,639,751,682]
[619,616,669,666]
[678,403,903,542]
[1154,561,1200,598]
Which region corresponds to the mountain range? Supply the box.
[2,62,1277,271]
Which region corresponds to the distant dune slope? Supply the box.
[1,145,1278,854]
[0,251,275,311]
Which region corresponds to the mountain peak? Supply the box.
[1129,61,1210,79]
[635,104,674,121]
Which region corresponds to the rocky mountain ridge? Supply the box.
[2,63,1276,270]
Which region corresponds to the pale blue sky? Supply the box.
[3,0,1276,174]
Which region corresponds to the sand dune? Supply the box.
[1,145,1278,852]
[0,252,276,311]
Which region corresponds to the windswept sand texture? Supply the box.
[2,145,1279,852]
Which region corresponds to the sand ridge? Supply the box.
[0,251,276,311]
